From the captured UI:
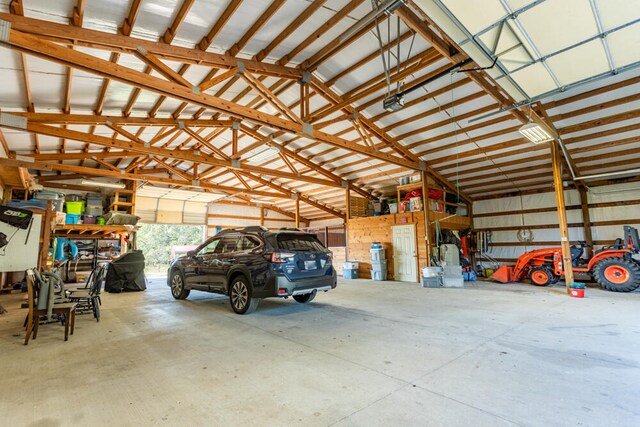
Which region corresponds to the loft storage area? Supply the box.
[0,1,638,426]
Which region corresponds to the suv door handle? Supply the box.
[227,258,236,263]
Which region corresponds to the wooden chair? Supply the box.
[24,269,77,345]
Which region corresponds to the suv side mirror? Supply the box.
[187,250,196,257]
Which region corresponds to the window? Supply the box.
[217,236,239,254]
[198,238,220,256]
[276,234,326,251]
[241,236,261,251]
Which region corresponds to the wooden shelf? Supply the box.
[54,225,132,238]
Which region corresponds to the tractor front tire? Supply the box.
[593,258,640,292]
[529,267,553,286]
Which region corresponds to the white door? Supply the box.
[392,224,417,282]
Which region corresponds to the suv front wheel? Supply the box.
[170,270,190,300]
[229,275,259,314]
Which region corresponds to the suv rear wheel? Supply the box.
[229,276,259,314]
[170,270,190,299]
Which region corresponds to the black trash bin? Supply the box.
[105,250,147,293]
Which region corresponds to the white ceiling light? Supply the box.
[246,146,280,163]
[81,180,126,189]
[518,123,554,144]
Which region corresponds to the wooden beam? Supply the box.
[551,140,574,293]
[162,0,195,44]
[14,112,233,127]
[0,13,301,79]
[0,157,287,199]
[7,121,342,188]
[134,49,192,88]
[4,30,416,170]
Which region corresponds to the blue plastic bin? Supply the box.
[65,214,81,224]
[343,269,358,279]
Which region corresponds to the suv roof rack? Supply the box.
[279,227,304,232]
[243,226,268,233]
[216,226,268,235]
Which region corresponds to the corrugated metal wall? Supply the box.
[474,182,640,264]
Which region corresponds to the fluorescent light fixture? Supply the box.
[81,180,126,189]
[246,146,280,163]
[519,123,554,144]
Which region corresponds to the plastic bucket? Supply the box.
[570,288,585,298]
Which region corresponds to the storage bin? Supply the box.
[422,266,443,278]
[65,201,85,215]
[85,205,103,216]
[343,269,358,279]
[389,203,398,214]
[65,214,81,224]
[343,261,359,270]
[370,248,386,261]
[371,260,387,271]
[97,217,106,225]
[371,268,387,281]
[442,276,464,288]
[443,265,463,276]
[52,199,65,212]
[86,196,103,205]
[83,215,97,224]
[422,276,443,288]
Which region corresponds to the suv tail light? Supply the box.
[271,252,295,263]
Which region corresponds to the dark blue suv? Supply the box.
[167,226,337,314]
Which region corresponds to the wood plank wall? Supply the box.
[347,212,471,279]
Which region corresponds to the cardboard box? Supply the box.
[410,197,423,212]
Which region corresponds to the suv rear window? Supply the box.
[276,234,326,251]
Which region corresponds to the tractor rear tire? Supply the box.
[529,267,553,286]
[593,258,640,292]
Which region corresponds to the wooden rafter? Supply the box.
[0,13,301,79]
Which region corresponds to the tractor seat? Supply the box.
[594,238,623,255]
[570,245,583,261]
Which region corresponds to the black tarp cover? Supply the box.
[105,250,147,293]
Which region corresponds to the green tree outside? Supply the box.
[136,223,205,272]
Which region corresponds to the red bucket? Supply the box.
[570,288,585,298]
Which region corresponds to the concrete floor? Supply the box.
[1,277,639,427]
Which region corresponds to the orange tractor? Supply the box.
[491,226,640,292]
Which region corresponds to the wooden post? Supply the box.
[295,197,300,228]
[420,170,432,266]
[259,206,264,226]
[579,187,594,258]
[299,81,305,119]
[345,182,351,261]
[38,201,54,271]
[551,140,574,293]
[345,182,351,223]
[231,122,238,155]
[2,186,12,204]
